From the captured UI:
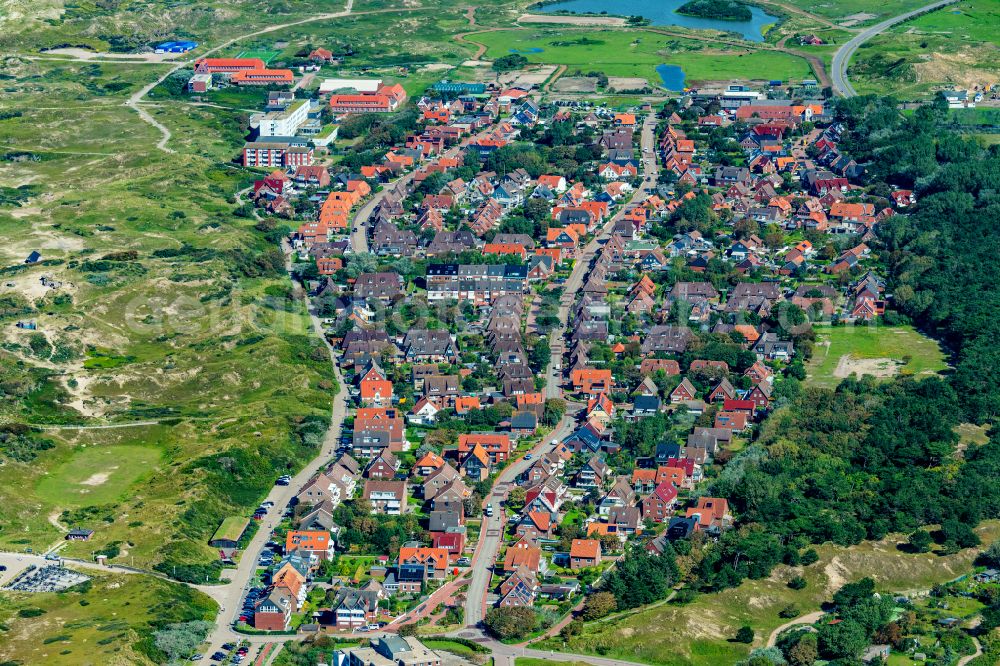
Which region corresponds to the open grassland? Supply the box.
[537,522,1000,665]
[0,58,334,578]
[0,569,216,666]
[806,324,948,389]
[0,0,352,54]
[35,444,163,507]
[847,0,1000,97]
[472,28,814,83]
[774,0,943,25]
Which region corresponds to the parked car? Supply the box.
[211,652,226,662]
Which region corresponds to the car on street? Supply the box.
[524,454,533,460]
[0,565,7,572]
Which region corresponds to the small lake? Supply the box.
[656,64,686,90]
[538,0,779,42]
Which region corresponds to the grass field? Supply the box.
[0,569,216,665]
[806,324,949,389]
[472,28,814,83]
[537,521,1000,665]
[35,444,163,507]
[236,49,280,63]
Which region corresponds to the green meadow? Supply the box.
[473,29,814,83]
[806,324,949,389]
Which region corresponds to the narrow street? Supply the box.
[457,111,660,646]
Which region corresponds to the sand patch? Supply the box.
[913,49,1000,90]
[498,65,556,88]
[838,12,877,27]
[461,59,491,67]
[833,355,902,380]
[519,13,626,26]
[608,76,651,91]
[823,556,849,595]
[420,63,454,72]
[552,76,598,93]
[81,469,116,486]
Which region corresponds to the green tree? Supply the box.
[908,529,932,553]
[484,606,537,640]
[581,591,618,621]
[735,625,755,643]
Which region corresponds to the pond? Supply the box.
[538,0,779,42]
[509,47,546,53]
[656,64,686,90]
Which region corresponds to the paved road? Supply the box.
[197,246,351,659]
[765,611,823,647]
[830,0,959,97]
[124,0,356,152]
[546,112,658,400]
[349,129,494,254]
[463,416,578,629]
[465,111,659,633]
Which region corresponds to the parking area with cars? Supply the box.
[3,564,90,592]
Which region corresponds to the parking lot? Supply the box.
[4,565,90,592]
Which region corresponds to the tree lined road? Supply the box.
[831,0,959,97]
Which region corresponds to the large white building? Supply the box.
[258,99,310,137]
[319,78,382,94]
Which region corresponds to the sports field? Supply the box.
[236,49,281,63]
[806,324,948,389]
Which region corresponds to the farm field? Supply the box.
[806,324,949,389]
[535,521,1000,665]
[472,29,814,84]
[0,569,217,665]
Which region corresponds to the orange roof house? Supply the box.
[458,433,512,463]
[614,113,637,126]
[686,497,731,531]
[571,368,614,395]
[454,396,481,414]
[285,530,334,560]
[569,538,602,569]
[231,69,294,86]
[503,540,541,573]
[482,243,528,260]
[195,57,265,73]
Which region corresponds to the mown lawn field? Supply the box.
[537,522,1000,665]
[472,28,814,83]
[806,324,948,389]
